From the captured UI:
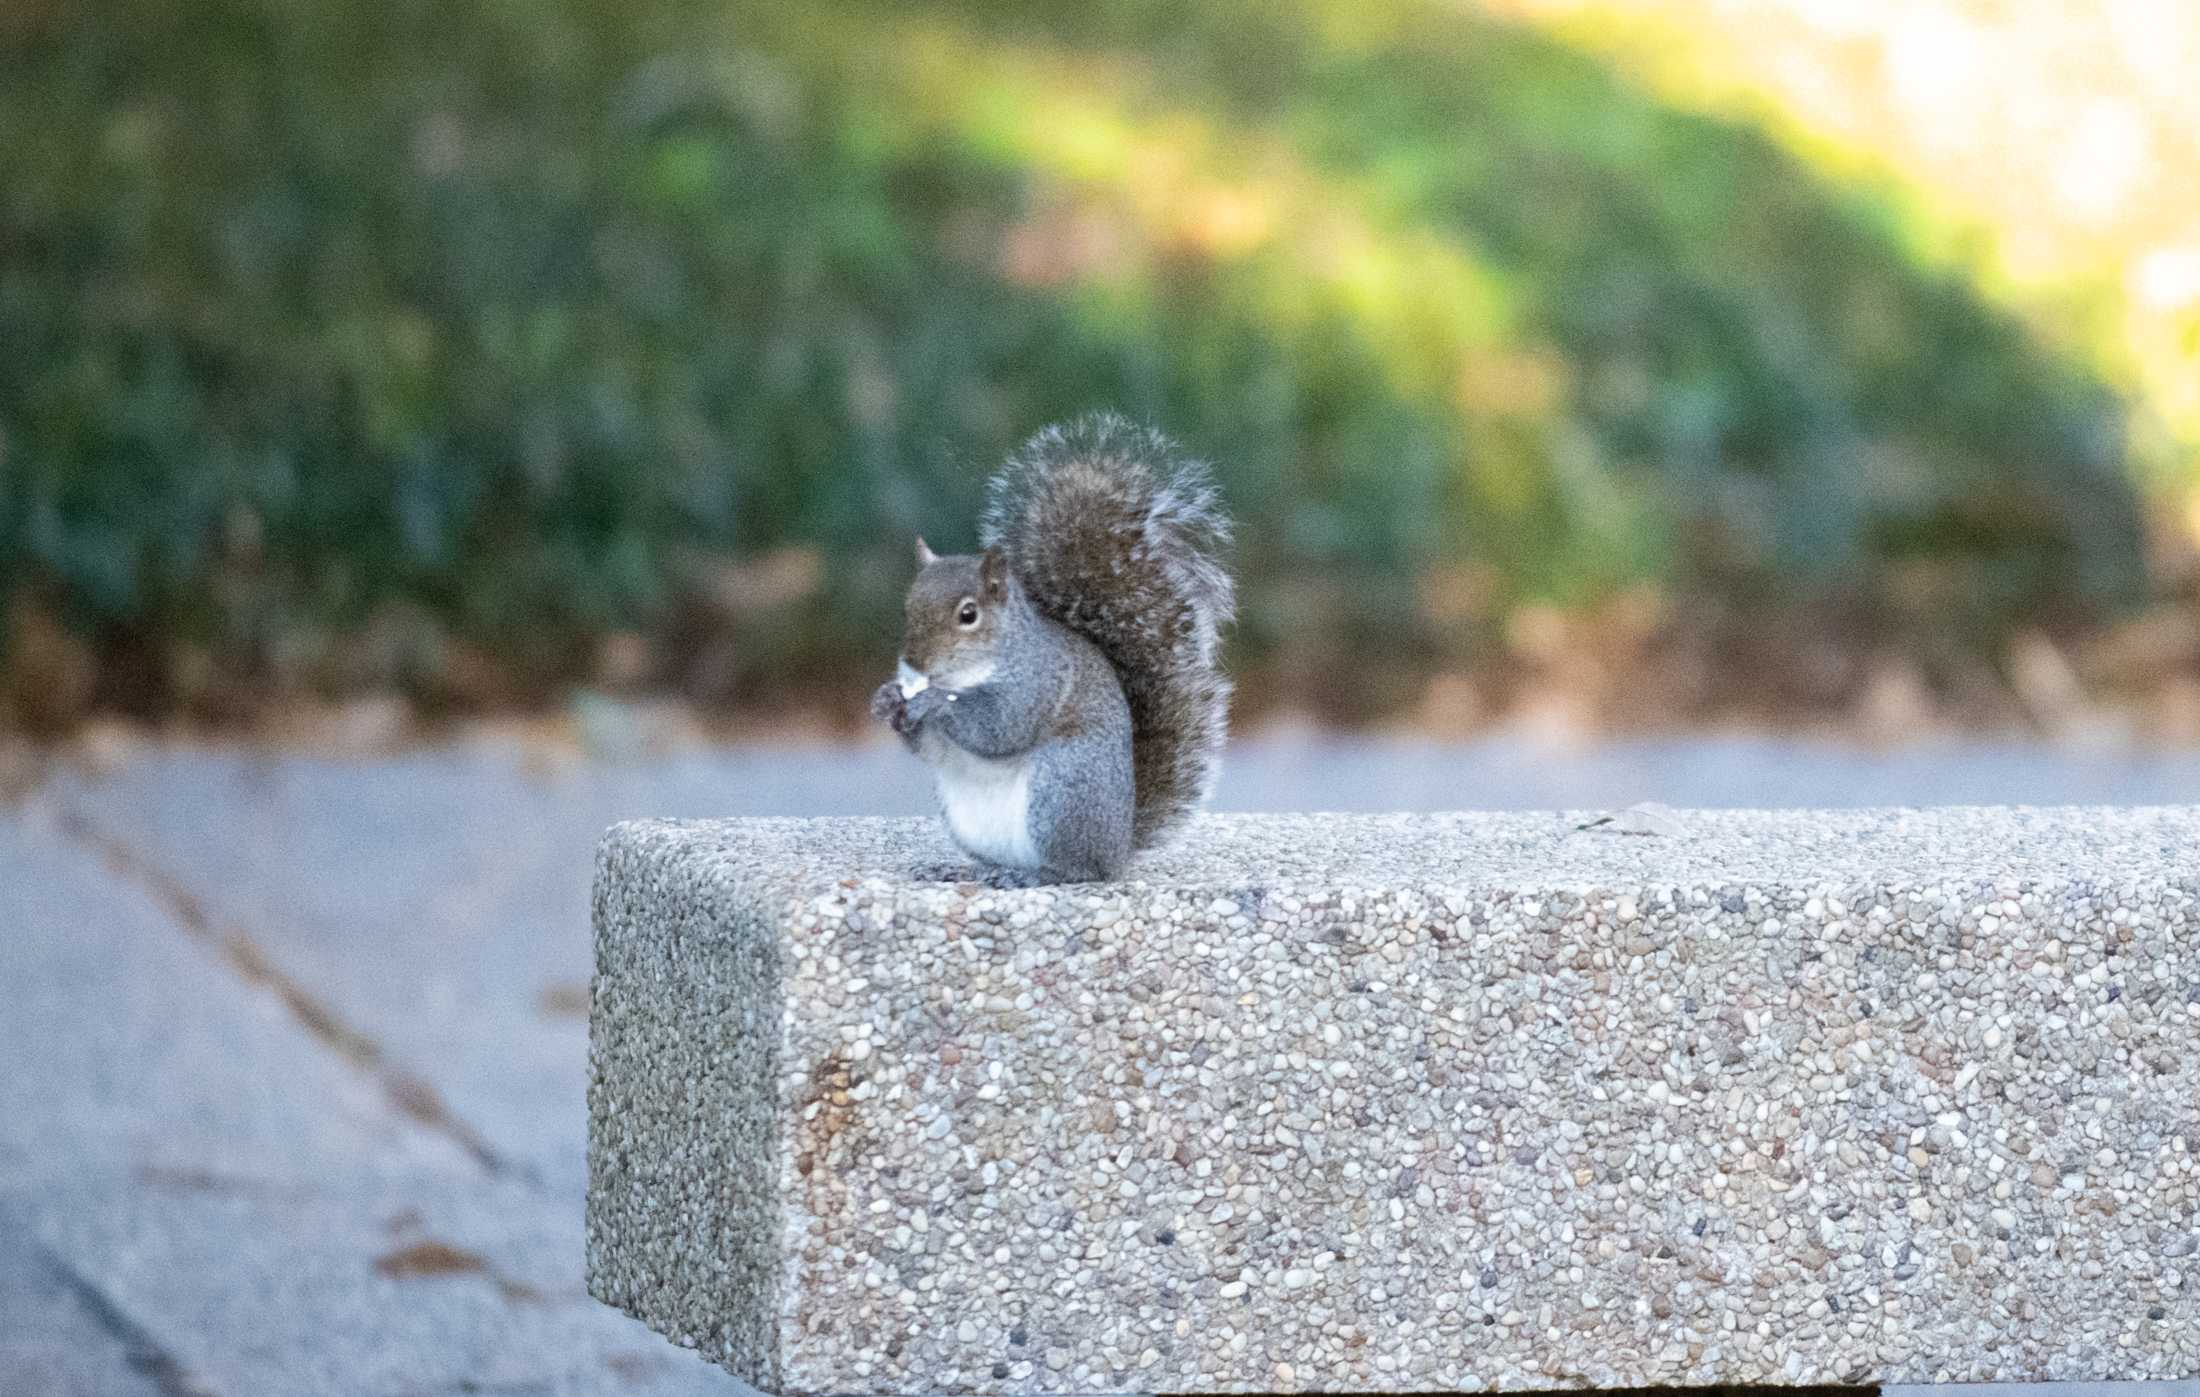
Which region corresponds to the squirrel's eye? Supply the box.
[956,600,981,627]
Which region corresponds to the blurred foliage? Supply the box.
[0,0,2153,725]
[1494,0,2200,515]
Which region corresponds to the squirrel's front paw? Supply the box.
[901,685,947,727]
[873,678,933,739]
[869,678,906,728]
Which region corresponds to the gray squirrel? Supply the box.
[870,414,1234,883]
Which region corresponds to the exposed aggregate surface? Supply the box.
[588,809,2200,1395]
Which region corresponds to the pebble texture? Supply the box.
[586,809,2200,1395]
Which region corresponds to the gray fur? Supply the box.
[875,566,1134,881]
[1017,637,1135,881]
[877,413,1230,882]
[980,413,1233,849]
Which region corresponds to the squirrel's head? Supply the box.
[898,536,1019,691]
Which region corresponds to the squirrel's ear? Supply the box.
[979,546,1009,599]
[914,536,938,567]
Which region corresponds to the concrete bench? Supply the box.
[585,809,2200,1395]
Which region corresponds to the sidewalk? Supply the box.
[0,753,754,1395]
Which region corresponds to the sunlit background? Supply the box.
[5,4,2200,1392]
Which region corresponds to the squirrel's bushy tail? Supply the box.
[982,413,1234,850]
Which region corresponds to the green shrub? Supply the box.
[0,0,2148,721]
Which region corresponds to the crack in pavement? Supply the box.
[54,806,519,1180]
[33,1239,214,1397]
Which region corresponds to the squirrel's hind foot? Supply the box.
[906,859,979,885]
[907,859,1062,890]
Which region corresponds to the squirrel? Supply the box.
[870,413,1234,883]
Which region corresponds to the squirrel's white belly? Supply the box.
[932,746,1040,869]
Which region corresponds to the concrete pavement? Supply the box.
[1,777,744,1395]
